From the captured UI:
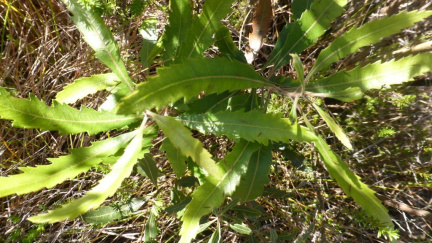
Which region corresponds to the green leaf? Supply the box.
[160,138,187,177]
[303,116,393,230]
[29,123,147,223]
[231,205,262,218]
[179,141,260,243]
[215,26,247,63]
[208,222,221,243]
[61,0,134,91]
[0,87,140,135]
[308,10,432,78]
[139,17,162,69]
[177,0,235,59]
[165,197,192,215]
[232,145,272,202]
[312,103,353,150]
[137,153,160,186]
[291,0,314,19]
[266,0,347,69]
[55,73,120,104]
[178,110,317,145]
[230,223,252,235]
[308,87,363,102]
[291,53,304,83]
[144,205,160,242]
[82,197,147,224]
[161,0,192,63]
[116,58,272,115]
[149,112,224,180]
[117,58,272,114]
[306,53,432,96]
[0,131,135,197]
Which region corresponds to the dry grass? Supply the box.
[0,0,431,242]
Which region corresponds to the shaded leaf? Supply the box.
[55,73,120,104]
[215,26,247,63]
[82,197,147,224]
[116,58,272,115]
[137,153,160,186]
[139,17,162,69]
[291,0,314,19]
[160,138,187,177]
[232,145,272,201]
[0,87,140,135]
[145,205,160,242]
[232,205,262,218]
[165,197,192,215]
[177,0,235,59]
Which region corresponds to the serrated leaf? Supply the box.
[303,116,393,230]
[308,10,432,78]
[61,0,134,91]
[230,223,252,235]
[162,0,192,63]
[179,141,260,243]
[215,26,247,63]
[266,0,347,69]
[0,131,135,198]
[312,103,352,150]
[55,73,120,104]
[178,110,317,145]
[29,123,147,223]
[160,138,187,177]
[149,112,224,180]
[82,197,147,224]
[116,58,272,115]
[306,53,432,96]
[232,145,272,202]
[0,87,140,135]
[177,0,235,59]
[137,153,160,186]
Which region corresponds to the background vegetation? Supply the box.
[0,0,431,242]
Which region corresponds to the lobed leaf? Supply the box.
[0,87,140,135]
[266,0,347,70]
[306,53,432,96]
[61,0,134,91]
[55,73,120,104]
[29,123,147,223]
[0,131,136,198]
[179,141,260,243]
[232,145,273,202]
[308,10,432,78]
[149,112,224,180]
[178,110,317,145]
[116,58,273,115]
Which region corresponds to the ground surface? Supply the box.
[0,0,431,242]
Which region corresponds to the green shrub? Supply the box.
[1,0,431,242]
